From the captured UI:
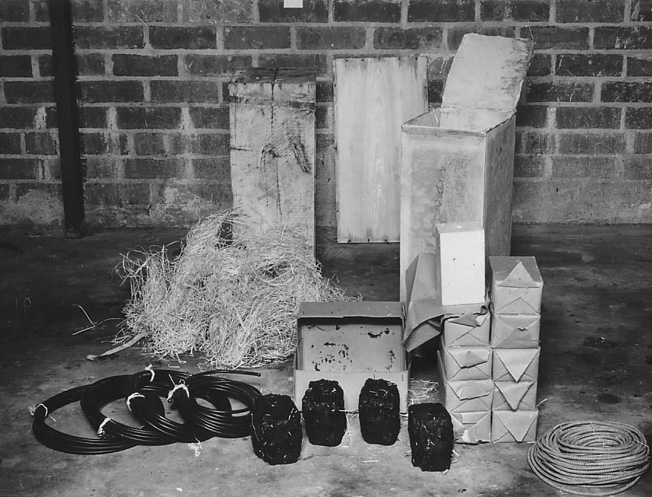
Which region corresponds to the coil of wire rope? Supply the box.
[527,420,650,496]
[31,384,137,455]
[169,370,262,438]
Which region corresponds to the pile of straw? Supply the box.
[117,212,350,369]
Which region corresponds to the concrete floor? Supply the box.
[0,223,651,497]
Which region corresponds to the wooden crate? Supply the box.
[399,35,533,301]
[229,68,316,250]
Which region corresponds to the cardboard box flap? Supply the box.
[490,256,543,288]
[297,301,403,321]
[442,34,534,113]
[493,410,538,442]
[494,348,540,382]
[495,381,536,411]
[448,347,491,368]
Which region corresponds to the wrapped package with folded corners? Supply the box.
[489,256,543,315]
[437,351,493,412]
[451,411,491,444]
[490,314,540,349]
[491,409,538,443]
[493,380,538,411]
[492,348,540,382]
[443,311,490,347]
[439,343,492,381]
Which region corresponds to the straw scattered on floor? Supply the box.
[116,212,352,369]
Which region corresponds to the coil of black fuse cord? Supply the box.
[128,368,191,392]
[80,375,179,446]
[126,368,221,442]
[31,384,137,455]
[170,370,262,438]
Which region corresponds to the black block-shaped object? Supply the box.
[302,379,346,446]
[251,394,302,465]
[358,378,400,445]
[408,403,454,472]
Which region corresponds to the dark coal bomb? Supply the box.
[358,378,400,445]
[251,394,302,465]
[302,379,346,446]
[408,403,454,472]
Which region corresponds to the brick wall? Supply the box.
[1,0,651,228]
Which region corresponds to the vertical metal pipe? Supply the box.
[49,0,85,238]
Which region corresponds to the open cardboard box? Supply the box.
[294,301,409,412]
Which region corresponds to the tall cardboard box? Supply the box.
[400,34,534,301]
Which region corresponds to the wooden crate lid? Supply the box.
[441,34,534,113]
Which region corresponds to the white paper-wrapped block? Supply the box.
[434,223,485,306]
[443,310,490,347]
[451,411,491,444]
[489,256,543,314]
[490,314,540,349]
[441,378,495,413]
[438,351,493,412]
[492,348,540,382]
[440,342,492,381]
[491,409,538,443]
[493,380,538,411]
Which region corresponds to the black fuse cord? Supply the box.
[31,368,265,453]
[125,369,218,443]
[170,370,262,438]
[31,383,137,455]
[80,375,179,446]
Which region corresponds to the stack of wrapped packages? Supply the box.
[488,256,543,443]
[433,223,494,444]
[405,222,543,444]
